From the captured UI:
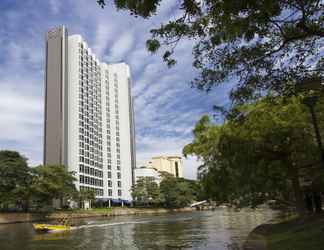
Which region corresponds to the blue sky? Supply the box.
[0,0,230,179]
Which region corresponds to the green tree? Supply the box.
[31,165,77,207]
[78,189,96,207]
[159,172,194,208]
[79,189,96,202]
[97,0,323,103]
[132,177,163,206]
[184,96,323,215]
[0,150,32,211]
[182,178,206,201]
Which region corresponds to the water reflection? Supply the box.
[132,215,207,249]
[32,231,71,241]
[0,209,277,250]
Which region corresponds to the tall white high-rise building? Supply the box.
[44,26,136,203]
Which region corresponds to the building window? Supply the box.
[117,181,121,187]
[108,189,112,196]
[108,171,111,178]
[118,190,122,196]
[117,172,121,179]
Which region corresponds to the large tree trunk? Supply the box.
[23,198,30,212]
[289,162,306,216]
[313,191,322,213]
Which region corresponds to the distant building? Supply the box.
[145,156,183,178]
[44,26,136,203]
[134,166,161,184]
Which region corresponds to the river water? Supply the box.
[0,208,277,250]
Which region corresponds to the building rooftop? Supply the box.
[151,155,182,160]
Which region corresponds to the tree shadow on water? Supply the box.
[131,217,207,250]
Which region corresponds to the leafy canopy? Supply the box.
[184,96,323,211]
[31,165,77,205]
[131,176,163,206]
[132,173,197,208]
[0,150,31,206]
[78,189,96,202]
[159,172,194,208]
[0,152,93,211]
[97,0,323,104]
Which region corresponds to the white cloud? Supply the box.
[127,47,150,74]
[93,23,115,58]
[183,156,201,180]
[49,0,61,15]
[0,82,43,166]
[106,31,134,61]
[0,0,230,180]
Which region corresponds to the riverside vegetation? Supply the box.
[1,95,323,216]
[0,150,96,212]
[0,150,199,212]
[94,0,324,215]
[184,95,324,216]
[2,0,323,248]
[131,173,201,208]
[94,1,323,248]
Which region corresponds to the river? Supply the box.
[0,208,277,250]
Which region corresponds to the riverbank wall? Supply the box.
[243,224,270,250]
[243,213,324,250]
[0,207,195,224]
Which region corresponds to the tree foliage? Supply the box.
[78,189,96,203]
[98,0,323,104]
[0,151,103,210]
[132,174,197,208]
[159,172,194,208]
[184,96,324,214]
[131,176,163,206]
[31,165,77,206]
[0,150,31,210]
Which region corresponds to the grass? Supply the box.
[56,207,113,214]
[265,213,324,250]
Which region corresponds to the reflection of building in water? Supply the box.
[142,156,183,178]
[99,221,134,249]
[132,214,200,249]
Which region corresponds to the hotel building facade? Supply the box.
[44,26,136,202]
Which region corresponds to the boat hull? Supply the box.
[33,224,70,233]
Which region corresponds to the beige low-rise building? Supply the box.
[146,156,183,178]
[134,166,161,184]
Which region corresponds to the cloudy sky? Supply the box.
[0,0,230,179]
